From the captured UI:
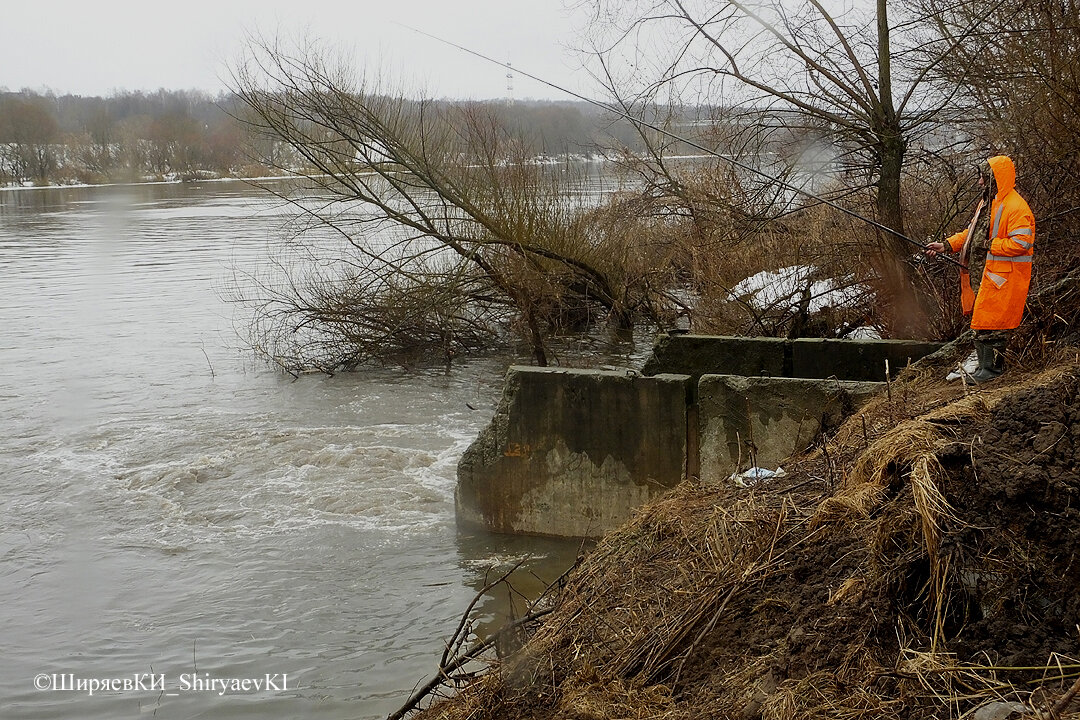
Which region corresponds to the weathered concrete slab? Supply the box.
[697,374,883,482]
[456,367,693,538]
[457,337,941,537]
[641,334,788,379]
[791,338,945,381]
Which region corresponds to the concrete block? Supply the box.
[641,334,789,379]
[698,374,883,482]
[791,338,944,381]
[456,367,693,538]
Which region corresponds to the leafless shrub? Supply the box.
[227,37,681,372]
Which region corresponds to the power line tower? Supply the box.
[505,61,514,107]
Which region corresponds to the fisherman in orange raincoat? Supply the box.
[925,155,1035,382]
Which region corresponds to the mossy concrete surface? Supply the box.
[641,334,789,379]
[456,367,694,538]
[642,334,944,381]
[790,338,945,381]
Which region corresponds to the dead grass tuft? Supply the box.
[413,353,1080,720]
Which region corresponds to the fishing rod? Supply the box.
[399,22,967,270]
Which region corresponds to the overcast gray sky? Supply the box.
[0,0,593,100]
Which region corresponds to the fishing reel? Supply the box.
[910,235,950,270]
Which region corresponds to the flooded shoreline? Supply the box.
[0,179,592,718]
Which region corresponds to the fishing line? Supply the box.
[397,21,967,269]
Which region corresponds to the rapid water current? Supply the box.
[0,180,605,719]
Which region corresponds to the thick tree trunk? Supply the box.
[873,0,930,338]
[874,131,929,339]
[876,132,905,238]
[525,306,548,367]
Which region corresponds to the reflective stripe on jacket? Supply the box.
[945,155,1034,329]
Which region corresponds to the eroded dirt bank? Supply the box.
[412,351,1080,720]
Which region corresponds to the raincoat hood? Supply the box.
[988,155,1016,199]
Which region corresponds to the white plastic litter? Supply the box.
[946,350,980,382]
[731,467,787,488]
[971,700,1030,720]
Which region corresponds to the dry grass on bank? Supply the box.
[414,348,1080,720]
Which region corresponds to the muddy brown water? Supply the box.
[0,180,603,719]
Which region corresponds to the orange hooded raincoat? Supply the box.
[945,155,1035,330]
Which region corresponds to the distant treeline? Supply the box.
[0,89,646,186]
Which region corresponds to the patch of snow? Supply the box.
[845,326,882,340]
[731,265,866,313]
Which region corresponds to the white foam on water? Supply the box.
[0,180,526,719]
[23,389,492,552]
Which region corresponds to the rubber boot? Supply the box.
[986,337,1007,378]
[962,341,987,384]
[971,338,1006,383]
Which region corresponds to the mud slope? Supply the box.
[416,356,1080,720]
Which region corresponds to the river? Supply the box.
[0,180,621,719]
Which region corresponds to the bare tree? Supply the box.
[0,95,59,184]
[229,38,670,372]
[578,0,993,336]
[918,0,1080,271]
[910,0,1080,355]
